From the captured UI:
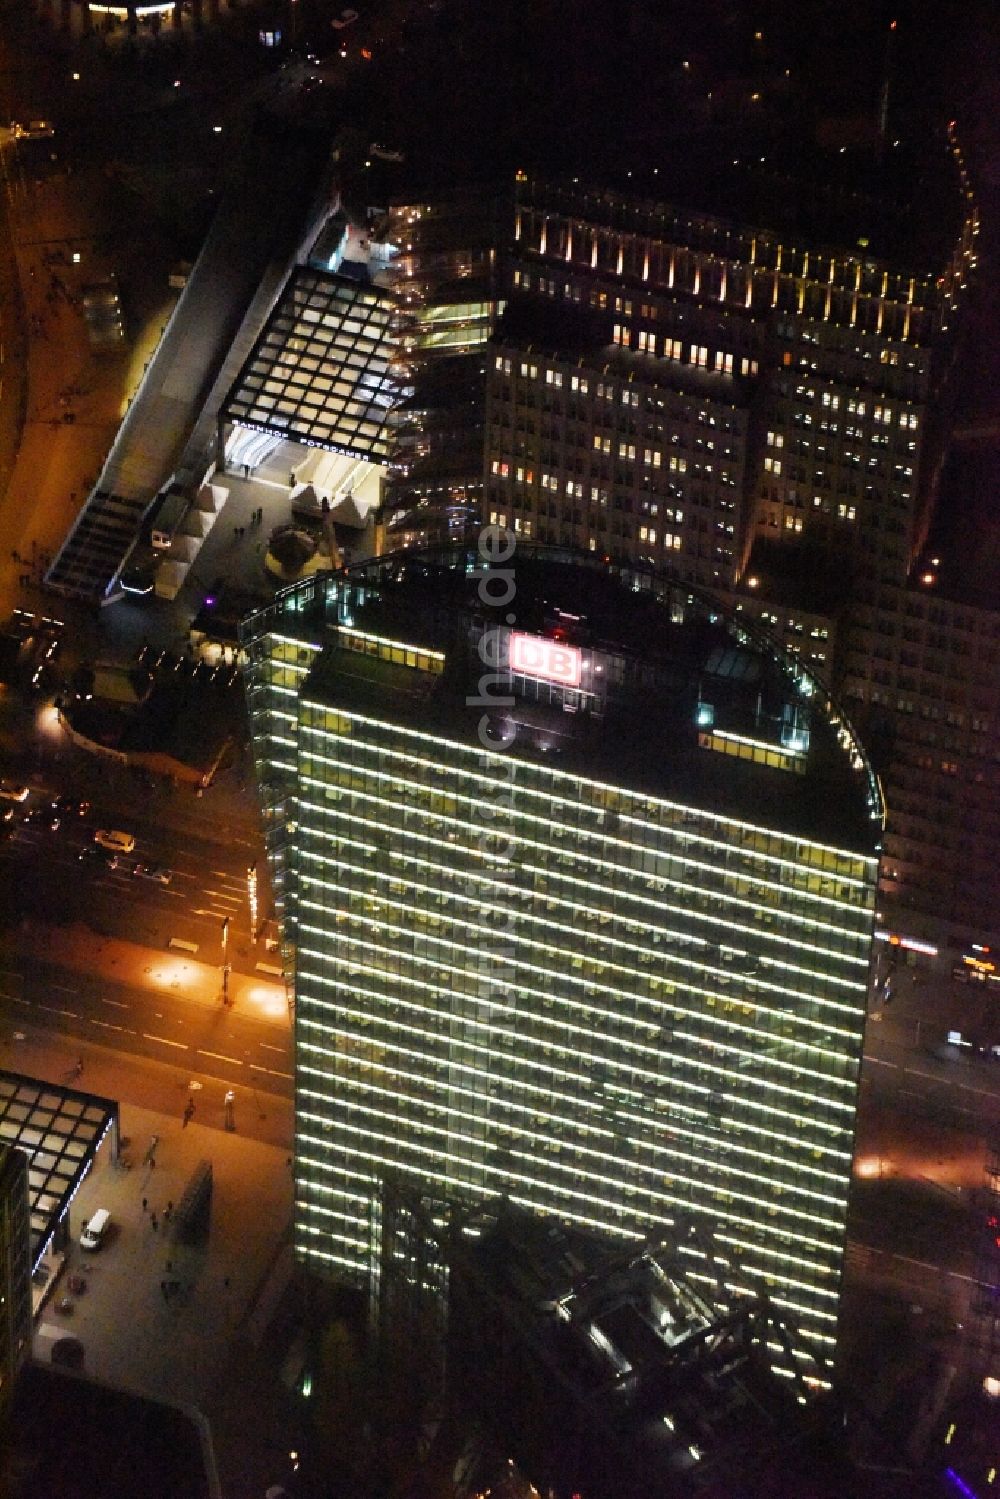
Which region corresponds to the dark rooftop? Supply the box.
[4,1361,219,1499]
[335,0,968,276]
[495,296,750,407]
[257,542,883,853]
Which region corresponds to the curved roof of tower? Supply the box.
[242,540,884,855]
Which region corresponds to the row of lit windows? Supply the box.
[293,703,873,880]
[297,725,874,900]
[295,827,867,1034]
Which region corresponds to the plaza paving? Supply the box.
[19,1031,302,1497]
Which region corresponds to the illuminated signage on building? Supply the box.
[509,632,582,688]
[874,930,939,958]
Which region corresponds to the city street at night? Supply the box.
[0,1,997,1497]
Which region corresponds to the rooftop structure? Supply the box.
[0,1070,118,1276]
[448,1204,857,1499]
[222,265,397,464]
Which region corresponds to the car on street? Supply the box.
[25,806,60,831]
[132,862,172,885]
[12,119,55,140]
[53,796,91,819]
[78,845,118,870]
[0,780,30,802]
[331,7,358,26]
[93,829,135,854]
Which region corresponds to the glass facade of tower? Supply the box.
[242,542,882,1384]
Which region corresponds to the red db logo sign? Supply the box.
[509,632,582,687]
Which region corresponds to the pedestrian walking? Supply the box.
[151,1211,158,1232]
[165,1201,173,1222]
[142,1197,148,1213]
[160,1280,168,1301]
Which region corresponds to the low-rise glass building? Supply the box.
[241,540,883,1383]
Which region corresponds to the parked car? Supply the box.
[80,1208,110,1250]
[53,796,91,819]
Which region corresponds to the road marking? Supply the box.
[90,1019,125,1033]
[101,998,129,1009]
[0,971,23,983]
[255,962,283,977]
[903,1066,1000,1099]
[890,1253,985,1287]
[204,890,241,904]
[52,983,77,995]
[198,1048,243,1066]
[143,1033,187,1050]
[259,1042,287,1054]
[249,1064,293,1081]
[36,1003,76,1018]
[0,995,30,1006]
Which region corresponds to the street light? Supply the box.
[247,864,258,944]
[221,916,232,1007]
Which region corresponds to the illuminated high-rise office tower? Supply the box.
[242,540,882,1381]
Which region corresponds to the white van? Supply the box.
[93,829,135,854]
[80,1208,110,1250]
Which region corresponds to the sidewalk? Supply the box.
[37,1091,302,1498]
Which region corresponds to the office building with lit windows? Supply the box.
[488,153,977,593]
[474,153,1000,949]
[242,540,883,1381]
